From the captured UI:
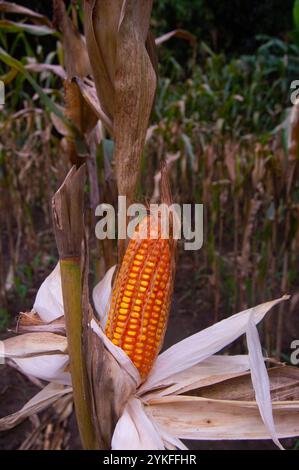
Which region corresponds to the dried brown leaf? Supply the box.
[155,29,196,47]
[113,0,157,206]
[0,1,52,26]
[53,0,91,79]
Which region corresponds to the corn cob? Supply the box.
[105,214,173,379]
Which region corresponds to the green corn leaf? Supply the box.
[294,0,299,30]
[0,47,72,131]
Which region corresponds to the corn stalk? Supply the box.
[52,165,97,449]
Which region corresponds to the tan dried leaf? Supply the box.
[146,395,299,441]
[17,311,65,335]
[84,0,157,208]
[155,29,196,47]
[2,332,68,357]
[193,365,299,402]
[0,383,72,432]
[53,0,91,79]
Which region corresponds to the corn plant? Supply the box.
[0,0,299,451]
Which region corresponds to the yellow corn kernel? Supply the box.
[105,215,173,379]
[130,269,138,275]
[124,290,133,297]
[120,302,129,309]
[135,349,143,355]
[127,330,137,337]
[142,274,150,280]
[131,312,140,319]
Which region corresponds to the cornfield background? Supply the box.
[0,0,299,450]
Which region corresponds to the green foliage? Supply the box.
[293,0,299,31]
[155,37,299,139]
[14,264,34,300]
[0,308,10,331]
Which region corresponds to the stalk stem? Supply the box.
[60,258,96,450]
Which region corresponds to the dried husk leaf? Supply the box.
[33,262,64,323]
[112,397,165,450]
[195,366,299,402]
[52,166,85,259]
[53,0,91,79]
[0,383,72,432]
[246,313,282,449]
[141,355,251,401]
[84,0,157,210]
[157,426,187,450]
[64,79,98,136]
[17,311,65,335]
[90,318,140,386]
[74,77,113,134]
[141,296,289,394]
[8,354,70,385]
[92,265,116,327]
[87,326,137,449]
[146,395,299,441]
[83,0,123,120]
[3,332,71,384]
[113,0,157,208]
[2,332,67,357]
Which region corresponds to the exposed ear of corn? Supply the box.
[106,214,174,379]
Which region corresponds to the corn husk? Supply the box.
[1,261,299,449]
[17,311,65,334]
[33,262,63,322]
[145,395,299,441]
[0,383,71,432]
[53,0,91,79]
[84,0,157,212]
